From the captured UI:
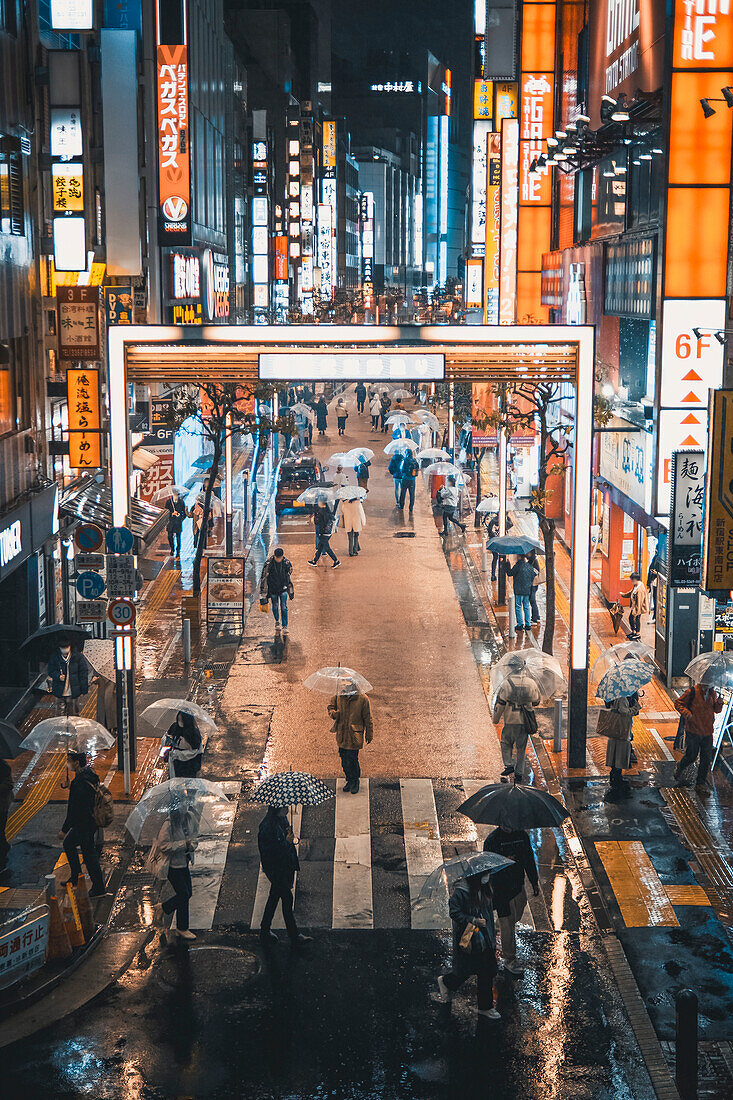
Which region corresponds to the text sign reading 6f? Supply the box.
[107,597,136,626]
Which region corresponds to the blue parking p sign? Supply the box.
[76,571,106,600]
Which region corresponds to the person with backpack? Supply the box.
[164,711,204,778]
[309,498,340,568]
[355,457,371,492]
[437,477,466,534]
[673,683,723,793]
[399,452,420,513]
[58,751,109,897]
[388,451,405,505]
[260,546,294,633]
[492,659,541,784]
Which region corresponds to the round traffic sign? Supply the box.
[107,597,136,626]
[76,570,106,600]
[74,522,104,553]
[106,526,134,555]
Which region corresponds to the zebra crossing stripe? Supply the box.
[188,781,239,931]
[400,778,448,929]
[250,804,303,930]
[333,779,373,929]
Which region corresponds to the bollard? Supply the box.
[508,595,516,639]
[553,698,563,753]
[676,989,698,1100]
[182,618,191,664]
[481,542,489,573]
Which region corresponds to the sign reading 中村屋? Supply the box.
[258,353,445,382]
[702,390,733,591]
[669,450,704,587]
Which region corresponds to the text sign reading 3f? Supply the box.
[258,353,445,381]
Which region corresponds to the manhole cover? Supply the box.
[393,532,416,538]
[154,945,260,994]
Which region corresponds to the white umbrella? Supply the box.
[139,699,217,733]
[414,410,440,429]
[390,388,412,400]
[196,491,224,516]
[476,496,501,514]
[386,413,412,426]
[424,461,463,478]
[327,452,360,468]
[384,439,419,455]
[304,666,372,695]
[20,716,115,756]
[346,447,375,461]
[592,641,655,680]
[125,778,231,845]
[82,639,116,682]
[152,485,187,504]
[416,448,452,461]
[490,651,566,702]
[290,402,315,421]
[334,485,367,502]
[297,486,335,505]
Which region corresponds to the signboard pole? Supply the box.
[225,411,233,557]
[498,412,508,605]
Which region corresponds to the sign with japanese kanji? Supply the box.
[104,286,133,326]
[67,367,102,468]
[51,162,84,212]
[0,908,49,989]
[156,44,191,245]
[702,390,733,591]
[106,554,136,596]
[57,287,100,361]
[669,450,704,588]
[77,599,107,623]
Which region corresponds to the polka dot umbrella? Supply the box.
[250,771,334,808]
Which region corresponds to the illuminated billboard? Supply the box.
[156,44,191,245]
[588,0,665,129]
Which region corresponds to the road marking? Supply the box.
[647,726,675,762]
[332,780,373,928]
[250,804,303,930]
[595,840,678,927]
[188,780,239,931]
[400,778,447,928]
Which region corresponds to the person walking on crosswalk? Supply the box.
[328,682,374,793]
[258,806,311,946]
[436,871,500,1019]
[483,826,539,976]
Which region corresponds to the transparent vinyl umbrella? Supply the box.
[139,699,218,733]
[290,402,316,421]
[152,485,188,504]
[326,452,360,468]
[20,716,115,756]
[185,471,221,489]
[490,650,566,701]
[384,438,419,455]
[684,651,733,689]
[592,640,655,681]
[297,486,335,506]
[303,666,372,695]
[412,851,514,922]
[416,448,452,461]
[390,388,412,400]
[345,447,375,461]
[476,496,501,514]
[334,485,367,502]
[424,461,463,478]
[386,412,412,426]
[125,778,232,844]
[196,491,224,516]
[414,411,440,431]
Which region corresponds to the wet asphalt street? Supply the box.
[4,928,653,1100]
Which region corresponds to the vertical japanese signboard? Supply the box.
[57,287,100,361]
[104,286,133,326]
[499,118,518,324]
[484,133,501,323]
[156,44,191,245]
[322,120,336,170]
[703,391,733,592]
[51,163,84,212]
[669,449,704,587]
[517,0,555,322]
[67,367,102,468]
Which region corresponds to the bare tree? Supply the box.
[164,381,292,595]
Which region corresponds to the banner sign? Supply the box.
[57,287,100,361]
[104,286,133,326]
[156,44,191,245]
[669,449,704,587]
[703,390,733,591]
[67,367,102,469]
[0,908,50,989]
[207,557,245,629]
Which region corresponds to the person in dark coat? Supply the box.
[260,547,294,632]
[164,490,186,557]
[435,872,500,1018]
[380,393,391,432]
[164,711,203,778]
[484,826,539,974]
[308,499,340,567]
[0,759,13,873]
[315,396,328,435]
[486,513,513,581]
[399,453,420,513]
[47,640,89,716]
[507,555,539,631]
[58,751,107,896]
[257,806,311,945]
[355,381,367,413]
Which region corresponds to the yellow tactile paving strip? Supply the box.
[595,840,680,926]
[661,787,733,923]
[5,753,68,841]
[137,566,180,639]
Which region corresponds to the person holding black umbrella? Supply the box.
[46,637,89,717]
[483,826,539,976]
[257,805,311,945]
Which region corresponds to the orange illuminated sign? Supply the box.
[274,235,288,281]
[495,82,518,120]
[519,73,553,205]
[474,79,493,120]
[67,367,102,469]
[499,118,519,325]
[484,133,501,323]
[674,3,733,68]
[323,121,336,169]
[156,44,191,245]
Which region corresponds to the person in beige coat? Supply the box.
[328,687,373,793]
[339,496,367,556]
[623,572,649,640]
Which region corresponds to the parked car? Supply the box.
[275,455,324,514]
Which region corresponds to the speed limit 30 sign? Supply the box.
[107,597,137,626]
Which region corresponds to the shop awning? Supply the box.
[132,448,161,472]
[60,483,167,544]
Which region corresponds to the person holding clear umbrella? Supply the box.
[492,656,541,784]
[328,680,373,793]
[151,809,197,941]
[673,682,723,793]
[435,869,500,1019]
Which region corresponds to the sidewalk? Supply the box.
[458,480,733,1094]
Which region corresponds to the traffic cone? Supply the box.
[47,893,73,960]
[62,882,85,947]
[74,875,95,941]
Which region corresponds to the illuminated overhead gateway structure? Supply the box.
[108,324,594,769]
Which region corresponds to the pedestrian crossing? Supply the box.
[206,777,572,934]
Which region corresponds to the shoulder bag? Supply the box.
[596,708,628,741]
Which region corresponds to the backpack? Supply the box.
[88,780,114,828]
[388,454,404,478]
